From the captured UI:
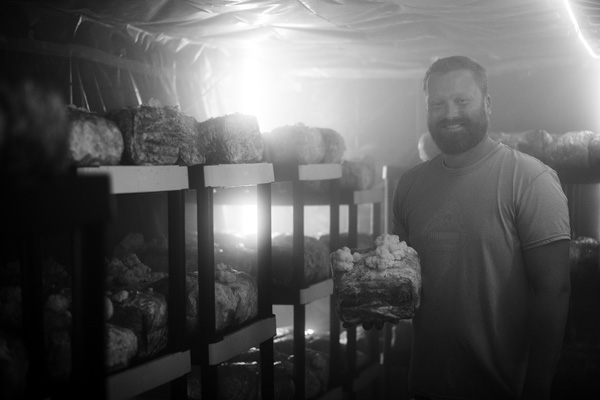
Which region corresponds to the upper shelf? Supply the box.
[189,163,274,188]
[78,163,275,194]
[78,165,189,193]
[272,163,342,182]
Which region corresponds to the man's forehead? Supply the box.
[428,69,476,84]
[426,70,481,96]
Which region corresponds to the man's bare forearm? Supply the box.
[521,289,570,399]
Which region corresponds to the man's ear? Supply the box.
[485,95,491,116]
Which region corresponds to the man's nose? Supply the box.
[444,102,461,119]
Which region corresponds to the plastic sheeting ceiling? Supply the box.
[2,1,591,78]
[0,1,596,135]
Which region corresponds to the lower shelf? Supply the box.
[107,350,191,400]
[203,315,277,365]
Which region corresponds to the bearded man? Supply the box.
[392,56,571,400]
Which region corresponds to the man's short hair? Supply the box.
[423,56,488,96]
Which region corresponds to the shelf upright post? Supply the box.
[71,176,112,400]
[70,227,83,386]
[348,202,358,249]
[19,234,46,399]
[345,202,359,400]
[372,200,382,239]
[78,222,108,400]
[168,189,189,399]
[292,177,306,400]
[257,182,275,400]
[370,198,384,398]
[196,184,219,399]
[328,178,342,389]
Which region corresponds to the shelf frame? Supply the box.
[5,175,113,400]
[76,166,192,399]
[190,163,276,400]
[271,163,343,400]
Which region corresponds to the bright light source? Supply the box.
[564,0,600,59]
[241,50,263,116]
[238,47,289,132]
[239,204,258,235]
[220,204,258,236]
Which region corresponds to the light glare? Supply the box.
[564,0,600,59]
[242,52,262,116]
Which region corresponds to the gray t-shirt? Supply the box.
[393,142,570,399]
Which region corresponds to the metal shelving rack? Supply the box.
[78,165,192,400]
[269,163,387,400]
[3,175,112,400]
[269,162,343,400]
[80,163,278,399]
[187,163,277,400]
[337,186,386,400]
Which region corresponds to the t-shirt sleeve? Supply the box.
[517,169,571,250]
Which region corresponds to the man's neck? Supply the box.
[442,136,496,169]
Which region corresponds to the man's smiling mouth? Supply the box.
[443,123,463,131]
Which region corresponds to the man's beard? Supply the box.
[428,107,489,155]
